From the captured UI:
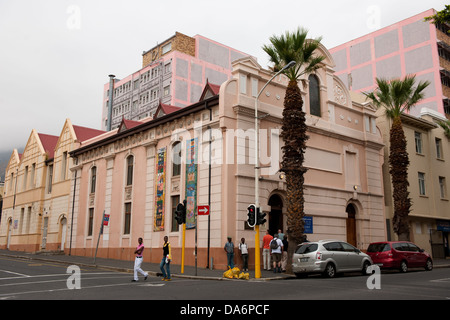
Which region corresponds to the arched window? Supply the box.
[126,155,134,186]
[172,141,181,177]
[309,74,321,117]
[90,166,96,194]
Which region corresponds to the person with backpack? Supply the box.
[270,234,283,273]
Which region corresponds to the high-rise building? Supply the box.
[102,32,252,131]
[330,8,450,120]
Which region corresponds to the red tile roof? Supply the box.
[199,80,220,101]
[38,133,59,159]
[73,125,105,142]
[154,102,182,119]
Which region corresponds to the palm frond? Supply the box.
[363,75,430,119]
[262,27,325,81]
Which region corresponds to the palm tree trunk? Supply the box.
[389,116,411,241]
[281,79,308,273]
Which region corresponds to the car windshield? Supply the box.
[367,243,391,252]
[296,243,318,254]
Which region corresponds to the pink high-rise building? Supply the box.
[102,32,252,131]
[330,9,450,120]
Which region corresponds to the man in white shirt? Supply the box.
[270,234,283,273]
[239,237,249,271]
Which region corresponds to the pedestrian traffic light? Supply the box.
[175,200,187,224]
[256,207,266,225]
[247,204,256,227]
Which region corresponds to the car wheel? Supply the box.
[323,263,336,278]
[425,258,433,271]
[400,260,408,273]
[362,261,371,275]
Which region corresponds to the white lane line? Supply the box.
[0,275,130,287]
[0,272,122,281]
[0,269,30,278]
[0,281,137,298]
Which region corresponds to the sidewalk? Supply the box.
[0,249,295,281]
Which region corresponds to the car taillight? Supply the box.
[316,252,322,260]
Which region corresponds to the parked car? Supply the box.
[292,240,372,278]
[366,241,433,272]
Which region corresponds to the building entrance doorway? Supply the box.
[268,194,283,235]
[346,204,357,246]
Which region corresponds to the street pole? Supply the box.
[254,61,295,279]
[181,222,186,274]
[94,210,105,265]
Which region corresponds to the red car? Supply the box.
[367,241,433,272]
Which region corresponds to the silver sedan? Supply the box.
[292,240,372,278]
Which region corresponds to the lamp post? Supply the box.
[254,61,295,279]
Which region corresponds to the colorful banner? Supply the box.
[185,138,198,229]
[154,147,166,231]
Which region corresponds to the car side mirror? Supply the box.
[419,248,424,252]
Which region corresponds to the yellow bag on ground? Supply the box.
[223,268,233,279]
[231,267,240,278]
[238,272,249,280]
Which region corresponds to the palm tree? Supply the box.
[364,75,430,241]
[263,27,325,273]
[438,119,450,138]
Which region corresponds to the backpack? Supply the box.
[270,239,279,250]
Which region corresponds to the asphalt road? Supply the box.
[0,255,448,316]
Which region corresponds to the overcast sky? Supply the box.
[0,0,447,153]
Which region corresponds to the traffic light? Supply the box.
[256,208,266,225]
[175,200,187,224]
[247,204,256,227]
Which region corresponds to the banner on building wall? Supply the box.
[185,138,198,229]
[154,147,166,231]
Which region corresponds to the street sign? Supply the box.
[103,214,110,226]
[303,216,313,234]
[198,205,210,215]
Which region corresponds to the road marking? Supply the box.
[0,281,140,298]
[0,272,125,281]
[0,274,129,287]
[0,269,30,278]
[139,283,165,287]
[430,278,450,282]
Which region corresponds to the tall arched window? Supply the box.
[126,155,134,186]
[172,141,181,177]
[90,166,96,194]
[309,74,321,117]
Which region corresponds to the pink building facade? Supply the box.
[102,32,252,131]
[330,9,450,119]
[69,44,386,270]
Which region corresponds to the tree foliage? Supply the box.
[263,28,324,273]
[364,76,429,240]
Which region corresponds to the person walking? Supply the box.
[262,230,273,270]
[224,237,234,269]
[132,237,148,282]
[239,237,249,271]
[160,236,172,281]
[270,234,283,273]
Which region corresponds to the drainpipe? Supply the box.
[107,74,115,131]
[69,158,77,256]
